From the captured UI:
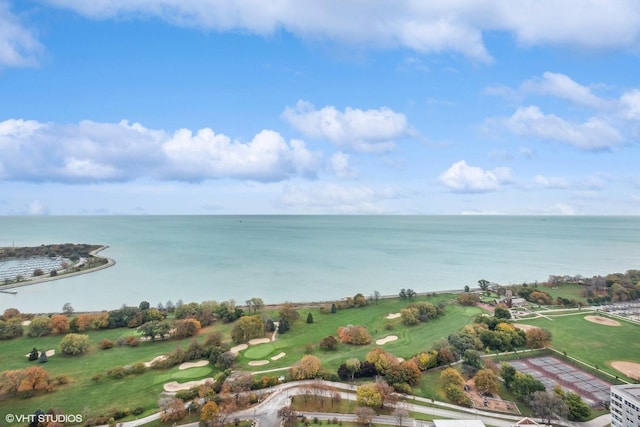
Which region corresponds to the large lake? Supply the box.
[1,215,639,313]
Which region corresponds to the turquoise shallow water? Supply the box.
[1,215,639,313]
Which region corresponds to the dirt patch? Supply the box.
[249,338,271,345]
[512,323,540,332]
[385,313,401,319]
[611,361,640,380]
[144,355,168,368]
[376,335,398,345]
[248,360,270,366]
[230,344,248,354]
[465,378,520,414]
[271,352,286,360]
[178,360,209,370]
[585,315,621,326]
[164,377,214,392]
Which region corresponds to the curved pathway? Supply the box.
[111,380,612,427]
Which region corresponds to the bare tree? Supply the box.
[355,406,376,425]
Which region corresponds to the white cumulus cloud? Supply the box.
[500,106,624,150]
[534,174,568,189]
[0,118,321,183]
[0,1,42,67]
[38,0,640,61]
[282,100,410,152]
[521,72,608,109]
[439,160,513,193]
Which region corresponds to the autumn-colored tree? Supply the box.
[0,367,53,399]
[279,304,300,324]
[439,367,465,389]
[474,369,499,395]
[412,350,438,371]
[319,335,339,351]
[200,401,220,426]
[2,308,20,320]
[356,383,383,408]
[173,318,202,339]
[525,328,553,349]
[385,360,421,387]
[158,397,186,422]
[457,292,480,306]
[291,355,322,380]
[337,325,372,345]
[365,347,397,375]
[49,314,70,335]
[401,307,420,325]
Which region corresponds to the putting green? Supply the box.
[172,366,212,380]
[243,343,276,359]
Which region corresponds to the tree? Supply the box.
[478,279,490,291]
[49,314,70,335]
[246,297,264,314]
[291,355,322,380]
[139,300,150,310]
[173,318,201,339]
[354,406,376,425]
[0,318,24,339]
[279,304,300,324]
[462,349,482,370]
[337,325,372,345]
[500,364,517,389]
[278,406,297,427]
[563,391,591,421]
[356,383,383,408]
[525,328,552,349]
[530,390,569,425]
[474,369,499,395]
[331,303,337,314]
[392,405,409,427]
[511,372,546,399]
[464,285,470,292]
[59,333,91,355]
[62,303,74,315]
[345,358,361,381]
[306,312,314,324]
[457,292,480,306]
[401,307,420,325]
[28,316,52,337]
[494,305,511,319]
[158,397,187,422]
[366,347,396,375]
[439,367,465,389]
[319,335,339,351]
[373,290,381,304]
[200,401,220,426]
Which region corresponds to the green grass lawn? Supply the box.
[514,311,640,381]
[0,295,482,424]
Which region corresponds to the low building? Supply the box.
[611,384,640,427]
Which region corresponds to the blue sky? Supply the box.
[1,1,640,215]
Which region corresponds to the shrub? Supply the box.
[132,407,145,415]
[107,366,126,379]
[59,333,91,355]
[100,339,114,349]
[125,336,139,347]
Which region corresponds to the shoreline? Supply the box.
[0,245,115,292]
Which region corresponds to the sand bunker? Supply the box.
[612,361,640,380]
[144,355,168,368]
[248,360,270,366]
[385,313,401,319]
[271,352,286,360]
[376,335,399,345]
[585,315,620,326]
[249,338,271,345]
[513,323,540,332]
[179,360,209,370]
[230,344,248,354]
[164,377,214,392]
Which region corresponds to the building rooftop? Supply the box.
[612,384,640,399]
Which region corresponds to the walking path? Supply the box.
[112,380,612,427]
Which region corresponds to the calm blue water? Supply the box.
[1,215,639,313]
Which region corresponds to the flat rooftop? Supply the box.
[612,384,640,399]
